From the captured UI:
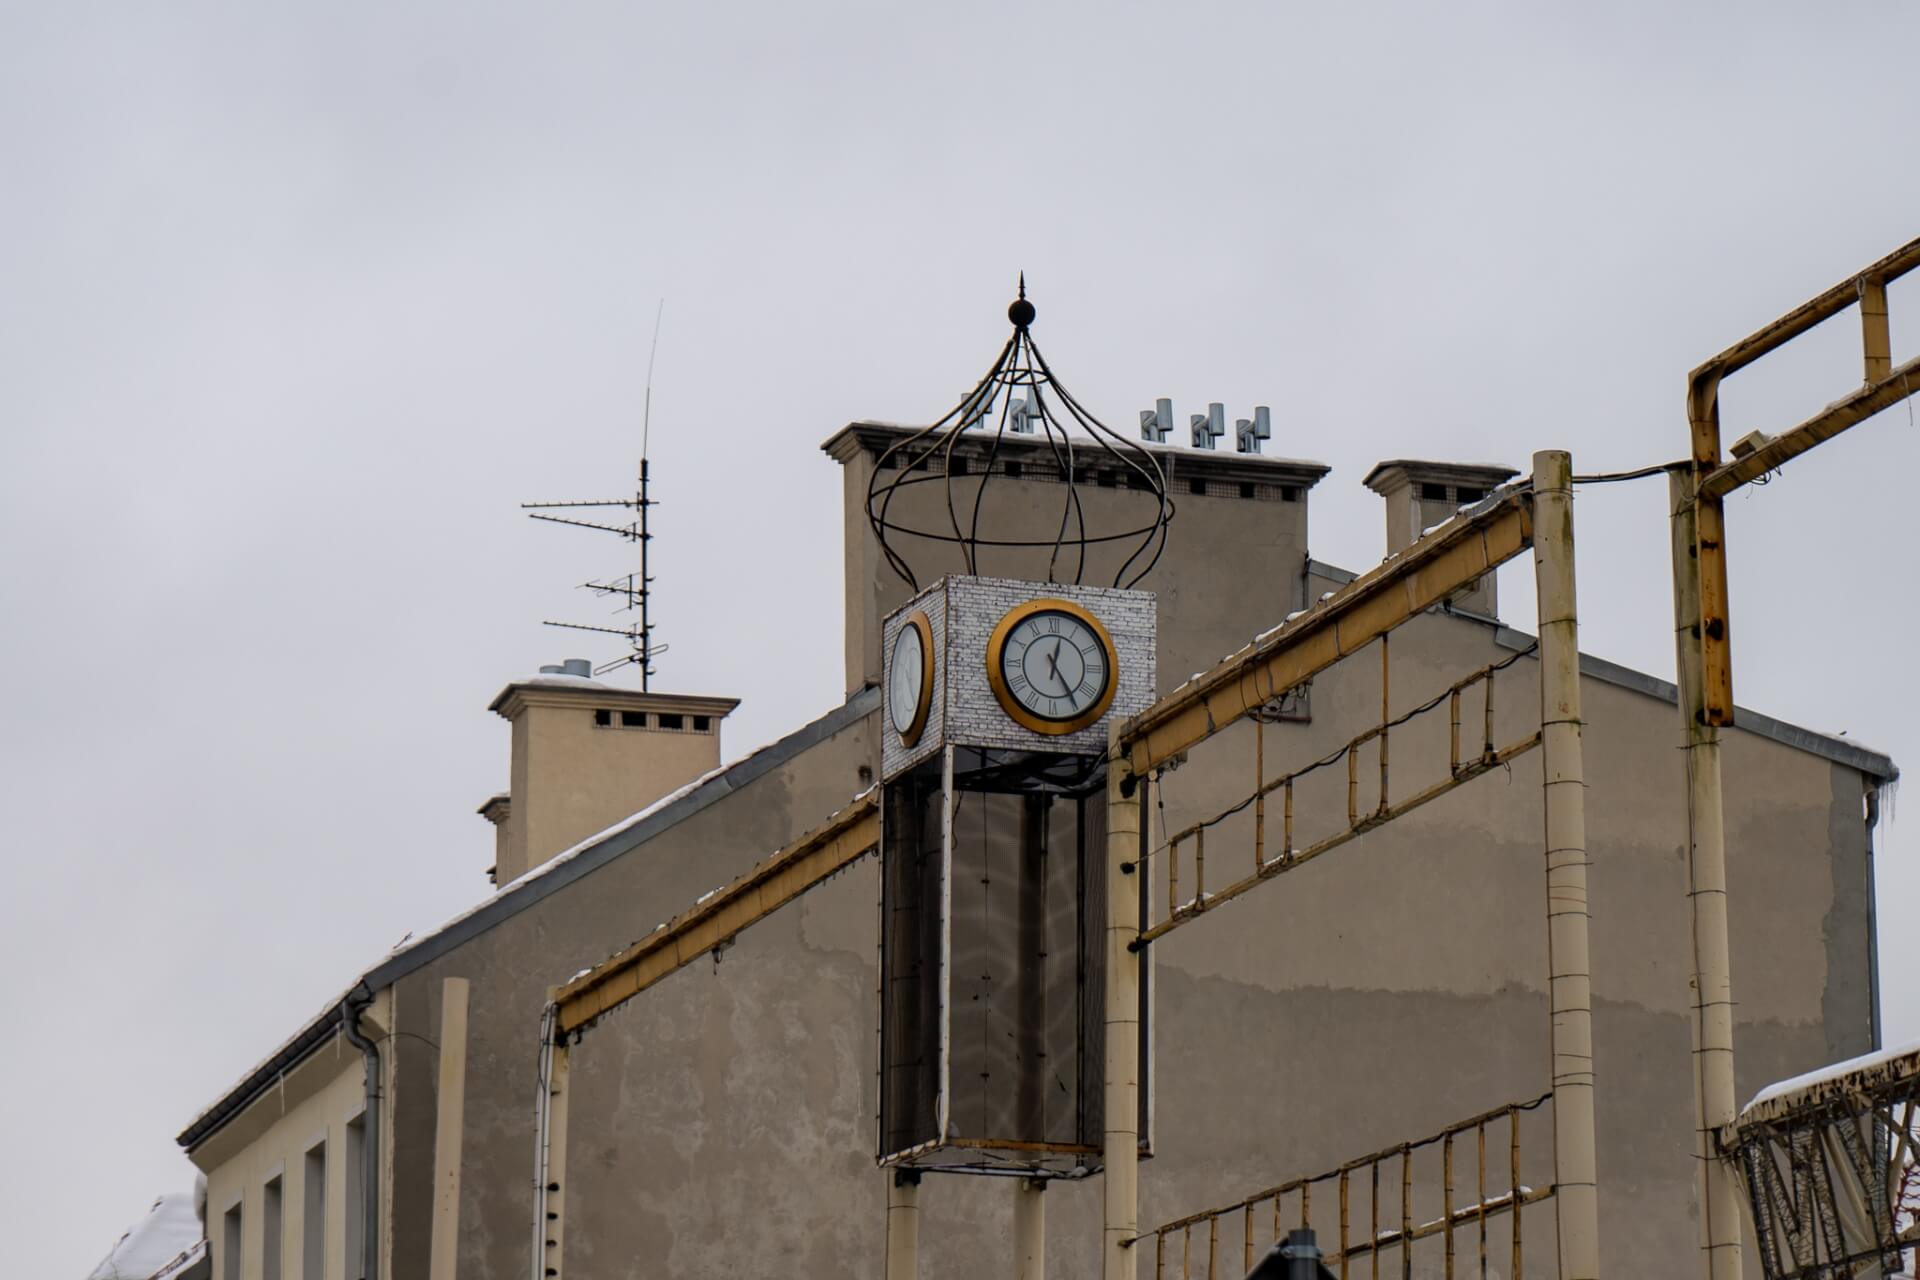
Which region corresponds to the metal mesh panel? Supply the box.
[880,763,944,1160]
[879,748,1128,1173]
[944,788,1100,1150]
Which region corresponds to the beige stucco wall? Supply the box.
[192,1003,388,1280]
[185,446,1883,1279]
[384,707,881,1280]
[367,621,1874,1278]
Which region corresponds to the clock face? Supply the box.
[889,612,933,746]
[987,601,1117,735]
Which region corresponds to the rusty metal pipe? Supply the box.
[1671,467,1744,1280]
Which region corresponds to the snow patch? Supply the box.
[1746,1037,1920,1112]
[87,1190,203,1280]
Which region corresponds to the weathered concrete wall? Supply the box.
[376,603,1877,1280]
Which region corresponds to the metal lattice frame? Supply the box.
[865,279,1174,592]
[1728,1045,1920,1280]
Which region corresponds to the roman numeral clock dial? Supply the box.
[986,599,1118,736]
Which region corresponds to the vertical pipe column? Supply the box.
[429,979,471,1280]
[1015,1178,1046,1280]
[532,1000,571,1280]
[1670,467,1745,1280]
[1104,727,1142,1280]
[886,1172,921,1280]
[1531,450,1600,1280]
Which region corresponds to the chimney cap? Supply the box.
[1362,459,1519,495]
[538,658,595,679]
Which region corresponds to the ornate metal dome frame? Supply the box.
[866,279,1175,592]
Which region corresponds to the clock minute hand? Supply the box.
[1045,640,1070,695]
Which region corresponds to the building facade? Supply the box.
[178,424,1893,1279]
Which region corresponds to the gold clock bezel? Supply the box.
[985,598,1119,736]
[891,610,935,748]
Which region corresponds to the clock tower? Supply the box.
[868,284,1164,1180]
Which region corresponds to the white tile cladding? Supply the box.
[881,574,1156,780]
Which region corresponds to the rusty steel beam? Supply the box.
[1684,234,1920,728]
[554,791,879,1034]
[1688,234,1920,387]
[1117,490,1533,776]
[1702,349,1920,501]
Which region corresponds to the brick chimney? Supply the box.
[481,659,739,887]
[1362,461,1518,617]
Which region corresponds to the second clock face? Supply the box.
[889,611,934,747]
[989,603,1116,734]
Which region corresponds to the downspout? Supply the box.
[1864,782,1884,1051]
[342,984,382,1280]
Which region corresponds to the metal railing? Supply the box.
[1137,1096,1555,1280]
[1141,641,1540,946]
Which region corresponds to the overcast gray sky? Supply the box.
[5,4,1919,1274]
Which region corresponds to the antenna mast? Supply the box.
[521,301,669,688]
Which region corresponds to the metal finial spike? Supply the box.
[1008,272,1036,328]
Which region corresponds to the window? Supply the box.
[1421,482,1449,501]
[1188,478,1207,496]
[1004,461,1023,478]
[620,711,647,728]
[1238,482,1256,499]
[1281,486,1299,502]
[593,709,612,727]
[657,712,684,730]
[345,1116,366,1279]
[950,457,969,477]
[691,715,711,732]
[222,1203,242,1280]
[263,1176,284,1280]
[303,1142,326,1280]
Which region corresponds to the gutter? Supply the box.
[341,984,382,1280]
[1865,784,1884,1051]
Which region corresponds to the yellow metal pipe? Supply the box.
[555,794,878,1033]
[1532,451,1600,1279]
[1670,467,1745,1280]
[1119,495,1532,774]
[1690,234,1920,385]
[1701,348,1920,502]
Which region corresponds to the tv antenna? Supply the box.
[521,300,669,689]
